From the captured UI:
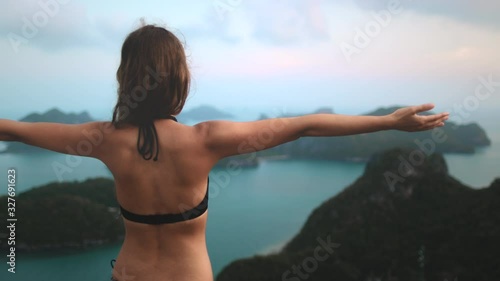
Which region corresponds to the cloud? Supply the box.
[0,0,99,53]
[179,0,332,47]
[201,0,500,48]
[186,4,500,82]
[0,0,149,54]
[246,0,330,45]
[1,0,500,82]
[342,0,500,29]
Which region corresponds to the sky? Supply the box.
[0,0,499,136]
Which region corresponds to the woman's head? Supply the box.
[112,24,190,126]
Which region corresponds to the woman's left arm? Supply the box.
[0,119,113,158]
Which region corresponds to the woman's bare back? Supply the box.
[103,118,216,281]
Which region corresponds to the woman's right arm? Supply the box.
[195,103,449,159]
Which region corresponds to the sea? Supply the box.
[0,139,498,281]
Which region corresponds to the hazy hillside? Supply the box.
[178,105,234,122]
[0,178,123,252]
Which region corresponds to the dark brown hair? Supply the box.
[112,24,190,127]
[111,24,190,160]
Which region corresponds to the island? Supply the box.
[0,178,123,252]
[216,148,500,281]
[1,107,492,168]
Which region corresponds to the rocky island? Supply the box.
[216,148,500,281]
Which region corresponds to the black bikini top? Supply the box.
[118,114,209,225]
[119,178,209,225]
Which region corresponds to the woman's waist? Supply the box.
[112,259,212,281]
[113,241,212,281]
[120,231,207,257]
[115,247,210,269]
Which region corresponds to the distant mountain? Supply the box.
[178,105,234,122]
[0,178,123,252]
[2,106,491,161]
[0,108,94,154]
[20,108,93,123]
[217,148,500,281]
[365,106,490,147]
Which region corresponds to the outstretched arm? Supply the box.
[196,103,449,159]
[300,103,448,136]
[0,119,111,158]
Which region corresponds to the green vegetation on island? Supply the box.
[216,148,500,281]
[0,178,123,252]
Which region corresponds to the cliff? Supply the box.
[217,148,500,281]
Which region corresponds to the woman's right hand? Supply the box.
[389,103,449,132]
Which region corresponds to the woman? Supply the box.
[0,24,448,281]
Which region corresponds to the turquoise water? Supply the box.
[0,141,499,280]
